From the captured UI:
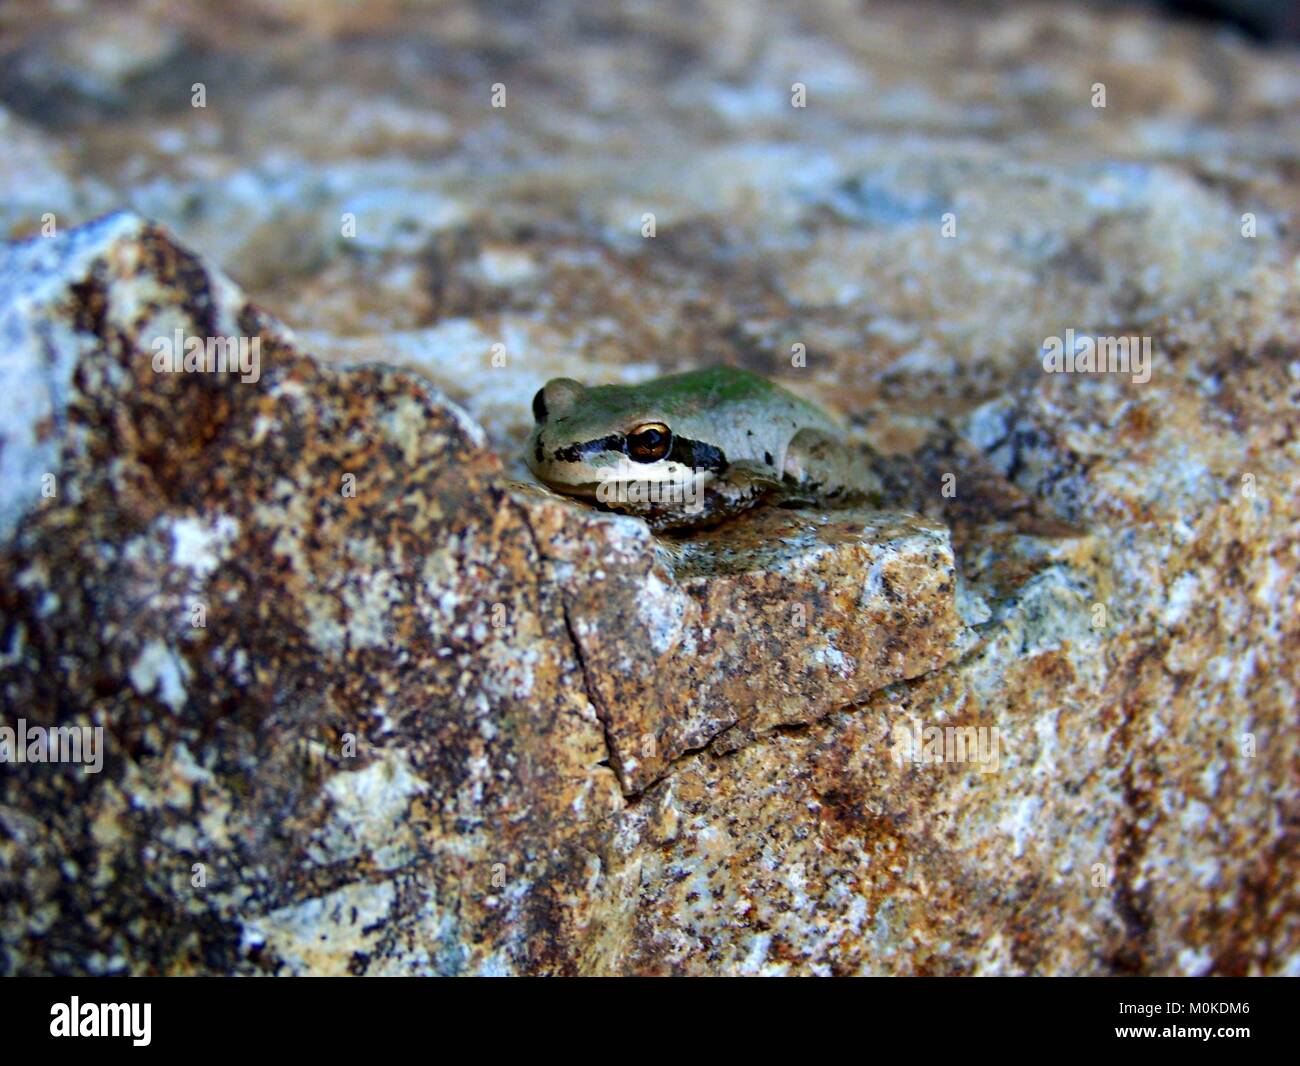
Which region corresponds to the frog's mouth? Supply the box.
[538,465,686,499]
[533,454,714,506]
[540,475,603,499]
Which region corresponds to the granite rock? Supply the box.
[0,214,969,972]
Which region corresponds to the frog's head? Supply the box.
[525,377,723,505]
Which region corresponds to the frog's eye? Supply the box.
[626,423,672,463]
[531,388,548,423]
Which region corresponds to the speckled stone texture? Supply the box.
[1,0,1298,975]
[524,495,968,791]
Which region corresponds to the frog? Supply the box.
[525,365,881,532]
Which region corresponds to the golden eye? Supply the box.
[626,422,672,463]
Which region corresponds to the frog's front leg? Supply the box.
[781,427,883,506]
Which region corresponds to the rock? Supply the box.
[1,0,1298,976]
[522,495,969,791]
[0,214,966,972]
[0,213,601,974]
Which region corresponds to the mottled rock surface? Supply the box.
[1,0,1298,975]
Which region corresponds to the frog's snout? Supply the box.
[526,427,548,473]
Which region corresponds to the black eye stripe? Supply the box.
[553,434,626,463]
[667,436,726,472]
[551,433,728,472]
[532,388,548,423]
